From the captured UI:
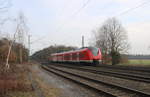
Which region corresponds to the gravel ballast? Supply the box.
[31,64,101,97]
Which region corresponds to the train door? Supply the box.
[77,52,79,62]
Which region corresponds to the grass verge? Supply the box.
[119,59,150,67]
[31,64,61,97]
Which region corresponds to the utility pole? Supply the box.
[82,36,84,48]
[18,28,24,64]
[28,35,31,62]
[17,13,26,64]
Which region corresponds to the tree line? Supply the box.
[0,38,28,64]
[31,45,77,62]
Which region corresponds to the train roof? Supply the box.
[51,47,99,56]
[51,47,88,55]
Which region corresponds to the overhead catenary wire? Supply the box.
[71,0,91,17]
[55,0,91,32]
[115,0,150,17]
[92,0,150,30]
[30,36,44,44]
[57,0,150,35]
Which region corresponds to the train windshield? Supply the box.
[88,47,99,56]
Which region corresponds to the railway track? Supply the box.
[42,64,150,97]
[52,64,150,83]
[96,64,150,73]
[41,62,150,74]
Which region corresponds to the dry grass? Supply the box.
[35,77,60,97]
[0,64,34,97]
[0,63,62,97]
[7,91,36,97]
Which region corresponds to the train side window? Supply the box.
[88,47,99,56]
[64,55,67,59]
[72,53,77,59]
[79,52,86,58]
[64,54,70,60]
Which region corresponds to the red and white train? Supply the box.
[50,47,102,65]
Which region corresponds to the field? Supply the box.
[123,59,150,66]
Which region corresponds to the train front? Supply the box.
[88,47,102,65]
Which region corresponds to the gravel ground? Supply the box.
[31,64,101,97]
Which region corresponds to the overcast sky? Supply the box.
[3,0,150,55]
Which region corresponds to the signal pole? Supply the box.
[82,36,84,48]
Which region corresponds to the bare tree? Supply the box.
[94,17,129,65]
[5,12,28,69]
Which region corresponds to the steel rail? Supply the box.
[96,64,150,73]
[43,65,150,97]
[42,65,116,97]
[53,64,150,83]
